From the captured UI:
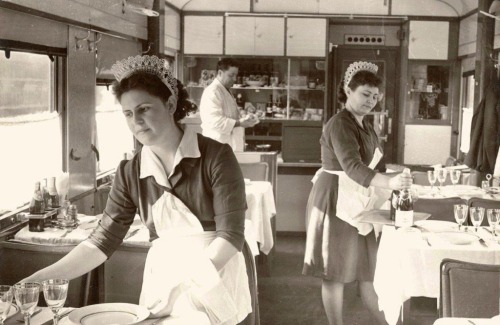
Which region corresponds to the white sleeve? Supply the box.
[200,88,236,135]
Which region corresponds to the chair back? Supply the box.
[440,258,500,318]
[241,240,260,325]
[414,197,466,222]
[240,162,269,182]
[468,197,500,226]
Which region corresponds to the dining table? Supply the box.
[373,223,500,325]
[12,180,276,257]
[4,306,211,325]
[432,316,500,324]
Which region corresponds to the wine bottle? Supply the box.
[394,168,414,228]
[48,177,59,208]
[29,181,45,214]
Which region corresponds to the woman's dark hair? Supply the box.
[112,72,198,122]
[337,70,383,104]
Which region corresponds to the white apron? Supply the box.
[139,192,252,325]
[311,147,391,237]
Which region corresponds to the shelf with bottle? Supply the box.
[182,56,326,122]
[406,63,451,123]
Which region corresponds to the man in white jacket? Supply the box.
[200,58,259,151]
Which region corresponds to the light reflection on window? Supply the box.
[0,52,62,213]
[95,85,135,173]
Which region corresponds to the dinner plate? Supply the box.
[436,231,478,245]
[3,303,19,320]
[68,303,149,325]
[414,220,457,232]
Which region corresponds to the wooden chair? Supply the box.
[468,197,500,226]
[239,162,269,182]
[440,258,500,318]
[414,197,467,222]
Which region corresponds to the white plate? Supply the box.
[414,220,457,232]
[3,303,19,320]
[437,231,478,245]
[68,303,149,325]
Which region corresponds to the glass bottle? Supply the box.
[395,168,414,228]
[47,177,59,208]
[29,181,45,214]
[41,178,51,210]
[236,93,244,111]
[266,95,273,118]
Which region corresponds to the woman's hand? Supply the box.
[147,283,184,318]
[388,172,413,190]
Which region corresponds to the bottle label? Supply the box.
[395,210,414,228]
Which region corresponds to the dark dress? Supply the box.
[302,109,385,282]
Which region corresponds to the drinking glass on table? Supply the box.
[486,209,500,236]
[436,169,447,191]
[450,170,461,189]
[42,279,68,325]
[469,207,485,233]
[13,283,40,325]
[453,204,468,231]
[0,286,13,325]
[427,170,437,196]
[482,180,490,191]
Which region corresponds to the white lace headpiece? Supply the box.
[344,61,379,93]
[111,55,178,99]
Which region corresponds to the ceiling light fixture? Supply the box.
[122,0,159,17]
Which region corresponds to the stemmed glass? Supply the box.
[42,279,68,325]
[436,169,447,191]
[453,204,468,232]
[427,170,437,196]
[0,286,13,325]
[469,207,485,233]
[13,283,40,325]
[450,170,461,189]
[486,209,500,237]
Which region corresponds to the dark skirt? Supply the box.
[302,172,378,282]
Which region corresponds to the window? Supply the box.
[0,52,62,214]
[95,85,135,173]
[459,72,475,154]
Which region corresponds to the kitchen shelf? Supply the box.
[406,62,451,123]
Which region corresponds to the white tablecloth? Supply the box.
[374,225,500,325]
[414,184,500,200]
[14,181,276,256]
[5,307,210,325]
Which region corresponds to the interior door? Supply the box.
[333,48,399,163]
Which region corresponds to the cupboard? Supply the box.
[225,17,285,56]
[183,16,223,55]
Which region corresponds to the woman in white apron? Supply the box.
[302,62,412,325]
[23,55,251,324]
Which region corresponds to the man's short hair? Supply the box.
[217,58,239,71]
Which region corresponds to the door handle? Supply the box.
[379,136,388,142]
[387,117,392,135]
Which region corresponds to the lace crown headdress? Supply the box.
[111,55,178,99]
[344,61,379,92]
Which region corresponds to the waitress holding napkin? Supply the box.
[22,55,251,325]
[302,61,412,325]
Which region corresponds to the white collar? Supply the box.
[140,130,201,187]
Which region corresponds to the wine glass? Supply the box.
[427,170,437,196]
[453,204,468,232]
[469,207,485,233]
[0,286,13,325]
[13,283,40,325]
[486,209,500,237]
[42,279,68,325]
[450,170,461,189]
[436,169,447,191]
